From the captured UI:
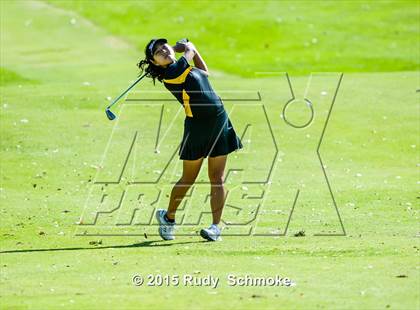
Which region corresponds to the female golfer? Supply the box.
[137,38,243,241]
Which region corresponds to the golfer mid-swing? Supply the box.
[138,38,243,241]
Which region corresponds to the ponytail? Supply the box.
[137,59,165,85]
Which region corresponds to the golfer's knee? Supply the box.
[209,174,224,185]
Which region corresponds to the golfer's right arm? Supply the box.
[184,43,209,76]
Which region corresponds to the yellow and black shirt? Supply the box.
[163,56,224,119]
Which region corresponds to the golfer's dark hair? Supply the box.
[137,59,165,85]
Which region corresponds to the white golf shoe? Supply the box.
[200,224,222,241]
[155,209,175,240]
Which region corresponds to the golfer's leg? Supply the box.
[208,155,228,225]
[167,157,204,220]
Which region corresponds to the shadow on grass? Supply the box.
[0,239,208,254]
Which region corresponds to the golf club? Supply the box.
[105,73,147,120]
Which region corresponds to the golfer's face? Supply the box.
[153,43,175,66]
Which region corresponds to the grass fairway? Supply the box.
[1,1,419,309]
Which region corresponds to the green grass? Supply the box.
[0,67,37,86]
[47,0,420,76]
[1,1,419,309]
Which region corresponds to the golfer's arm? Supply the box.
[184,46,209,76]
[192,51,209,75]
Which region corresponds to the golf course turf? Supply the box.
[0,1,419,309]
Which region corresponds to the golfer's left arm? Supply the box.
[184,43,209,76]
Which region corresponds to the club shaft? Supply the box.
[107,73,147,109]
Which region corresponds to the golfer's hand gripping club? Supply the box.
[173,38,189,53]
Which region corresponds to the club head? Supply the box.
[105,108,116,120]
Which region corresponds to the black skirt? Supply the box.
[179,109,243,160]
